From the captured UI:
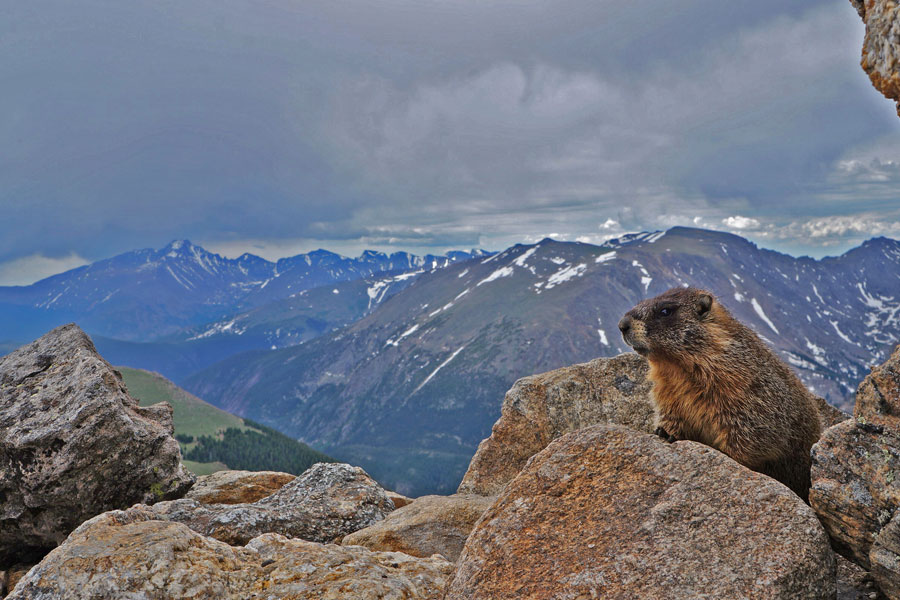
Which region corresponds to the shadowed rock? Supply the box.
[0,324,194,565]
[448,425,835,600]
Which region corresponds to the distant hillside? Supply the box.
[184,227,900,495]
[119,367,332,476]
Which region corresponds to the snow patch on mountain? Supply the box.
[545,264,587,290]
[750,298,779,334]
[478,266,514,286]
[412,345,467,395]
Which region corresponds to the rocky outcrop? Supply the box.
[342,494,495,562]
[131,462,394,546]
[7,509,453,600]
[851,0,900,117]
[811,344,900,600]
[816,394,852,429]
[185,470,296,504]
[855,344,900,424]
[447,425,835,599]
[0,324,194,565]
[811,419,900,567]
[457,353,655,496]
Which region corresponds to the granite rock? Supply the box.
[457,353,655,496]
[810,419,900,570]
[135,462,394,546]
[851,0,900,117]
[0,324,193,564]
[448,424,835,600]
[185,470,296,504]
[342,494,495,562]
[7,509,453,599]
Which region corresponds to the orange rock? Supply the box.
[457,353,655,496]
[343,494,495,561]
[185,470,296,504]
[448,425,835,600]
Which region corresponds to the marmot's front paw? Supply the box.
[654,427,676,443]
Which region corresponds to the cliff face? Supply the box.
[852,0,900,116]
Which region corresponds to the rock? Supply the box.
[836,553,884,600]
[1,564,32,599]
[851,0,900,117]
[342,494,495,562]
[871,512,900,600]
[447,425,835,600]
[856,344,900,425]
[7,509,453,600]
[185,470,296,504]
[810,418,900,570]
[132,462,394,545]
[816,393,852,429]
[0,324,194,565]
[457,353,655,496]
[386,491,413,509]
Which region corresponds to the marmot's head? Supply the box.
[618,287,717,360]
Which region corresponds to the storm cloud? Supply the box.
[1,0,898,283]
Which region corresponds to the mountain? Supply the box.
[90,271,430,382]
[119,367,332,476]
[0,240,486,349]
[183,227,900,495]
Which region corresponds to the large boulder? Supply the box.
[812,418,900,571]
[457,353,655,496]
[7,509,453,600]
[850,0,900,117]
[0,324,194,565]
[185,470,296,504]
[811,345,900,599]
[342,494,495,562]
[134,462,395,545]
[447,425,835,600]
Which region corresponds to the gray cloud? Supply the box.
[1,0,898,283]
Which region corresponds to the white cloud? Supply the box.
[0,253,90,286]
[722,216,761,230]
[601,218,620,230]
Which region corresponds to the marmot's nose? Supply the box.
[618,316,632,334]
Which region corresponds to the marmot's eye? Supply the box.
[659,307,673,317]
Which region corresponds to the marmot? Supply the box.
[618,286,821,500]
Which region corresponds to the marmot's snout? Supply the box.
[618,313,649,355]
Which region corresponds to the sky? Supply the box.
[1,0,899,285]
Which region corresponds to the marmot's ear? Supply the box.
[698,293,713,316]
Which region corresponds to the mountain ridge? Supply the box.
[183,226,900,495]
[0,240,488,344]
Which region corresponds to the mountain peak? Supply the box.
[164,239,194,252]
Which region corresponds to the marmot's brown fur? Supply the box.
[618,286,821,500]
